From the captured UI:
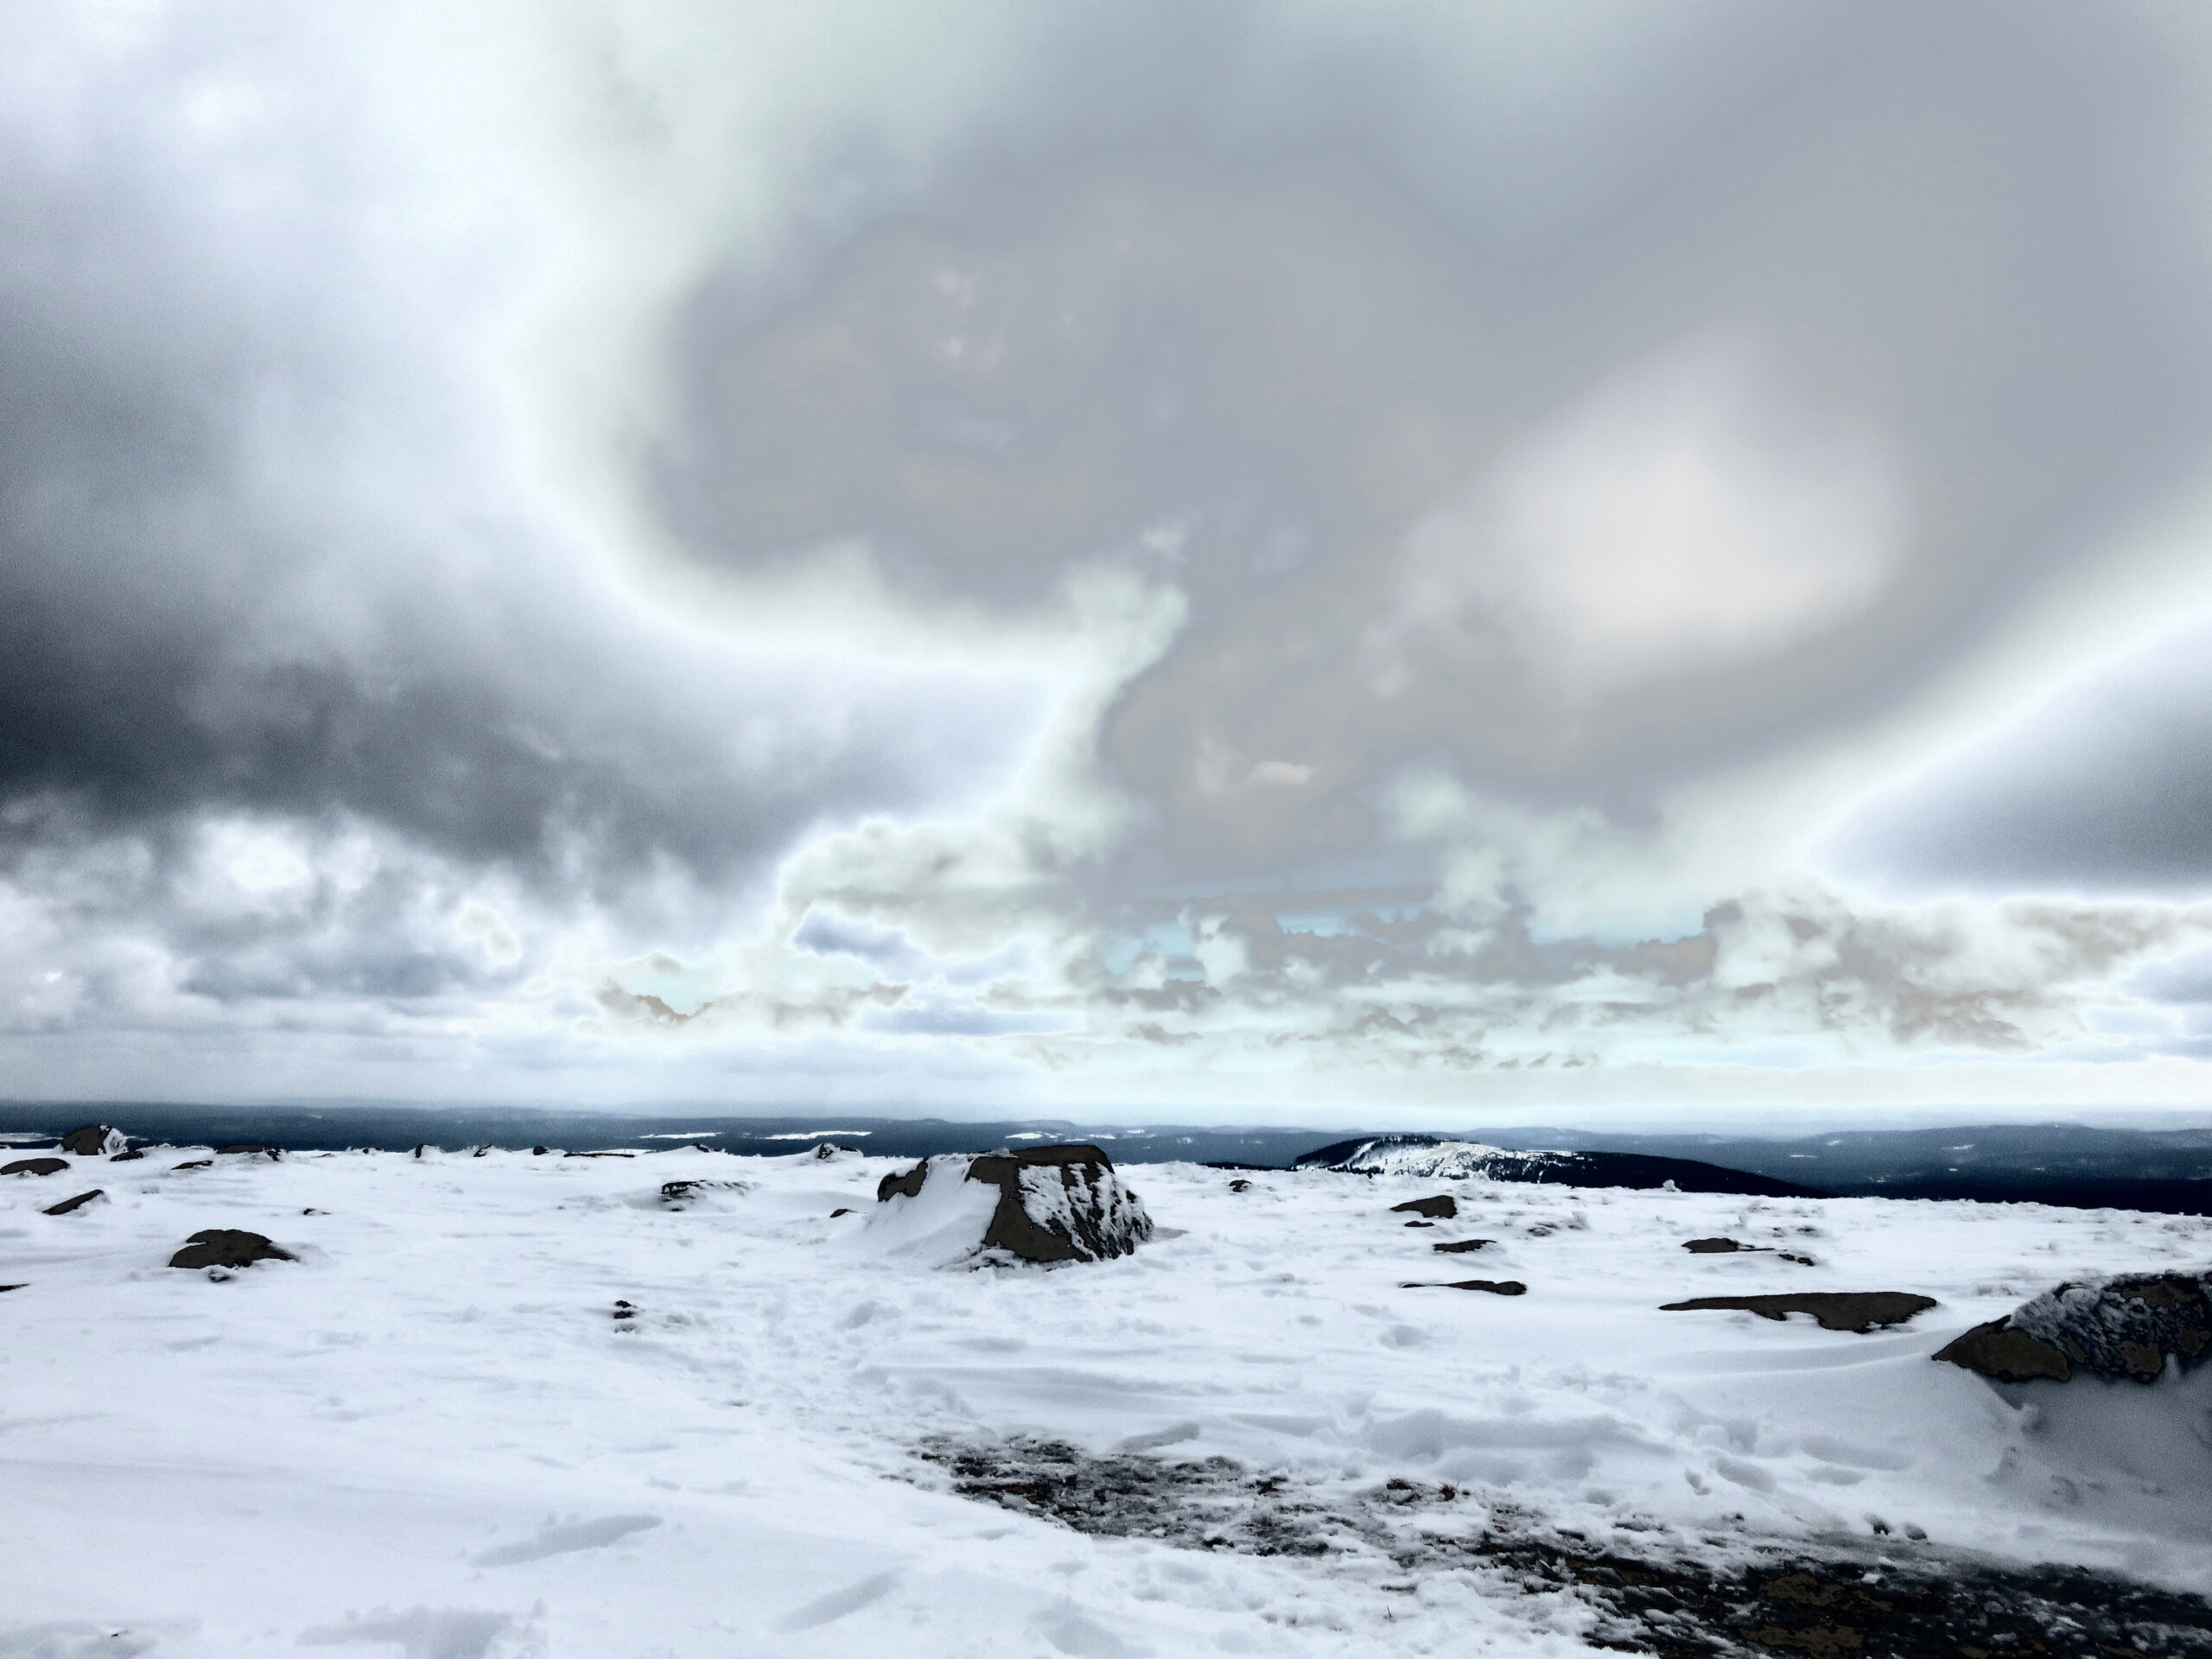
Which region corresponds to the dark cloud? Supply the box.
[0,16,1043,920]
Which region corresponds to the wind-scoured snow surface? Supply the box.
[4,1145,2212,1656]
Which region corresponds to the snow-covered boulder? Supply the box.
[871,1145,1153,1265]
[60,1125,125,1157]
[1936,1271,2212,1383]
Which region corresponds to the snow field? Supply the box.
[3,1143,2209,1657]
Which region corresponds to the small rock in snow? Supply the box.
[41,1189,105,1216]
[110,1147,145,1161]
[1228,1179,1253,1192]
[170,1159,213,1171]
[168,1230,296,1270]
[1431,1238,1496,1254]
[1389,1195,1458,1220]
[216,1144,280,1160]
[60,1125,126,1156]
[3,1158,69,1178]
[1685,1236,1755,1254]
[1660,1293,1936,1333]
[1400,1278,1527,1295]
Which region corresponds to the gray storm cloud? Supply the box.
[5,0,2212,1110]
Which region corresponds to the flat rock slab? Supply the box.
[1660,1293,1936,1333]
[1402,1278,1527,1295]
[168,1230,296,1270]
[216,1144,281,1160]
[1685,1236,1754,1253]
[3,1158,69,1178]
[42,1189,104,1216]
[1431,1238,1496,1254]
[1389,1195,1458,1219]
[1934,1271,2212,1383]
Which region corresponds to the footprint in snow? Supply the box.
[469,1514,661,1567]
[298,1606,515,1659]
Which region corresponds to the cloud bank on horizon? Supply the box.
[7,0,2212,1122]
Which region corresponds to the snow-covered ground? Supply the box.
[3,1142,2209,1657]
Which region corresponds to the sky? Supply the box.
[6,1,2212,1128]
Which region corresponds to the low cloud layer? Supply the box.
[6,2,2212,1118]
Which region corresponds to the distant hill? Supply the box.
[1290,1135,1821,1198]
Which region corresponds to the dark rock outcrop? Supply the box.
[658,1179,751,1207]
[171,1159,213,1171]
[1660,1293,1936,1333]
[1685,1236,1751,1253]
[1389,1195,1458,1220]
[110,1147,145,1161]
[1432,1238,1495,1254]
[216,1144,280,1160]
[3,1158,69,1178]
[60,1126,124,1156]
[168,1230,296,1269]
[1402,1278,1527,1295]
[1934,1271,2212,1383]
[876,1144,1154,1263]
[42,1189,104,1216]
[877,1161,930,1202]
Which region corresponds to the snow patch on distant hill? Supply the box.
[1297,1136,1579,1180]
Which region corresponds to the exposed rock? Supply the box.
[216,1144,280,1160]
[658,1178,752,1208]
[1390,1195,1458,1220]
[110,1147,145,1161]
[1403,1220,1434,1229]
[0,1283,24,1293]
[1685,1236,1752,1253]
[877,1162,930,1202]
[1935,1322,2074,1383]
[41,1189,104,1216]
[60,1125,124,1156]
[830,1207,855,1217]
[1402,1278,1527,1295]
[1228,1179,1253,1193]
[171,1159,213,1171]
[473,1147,489,1158]
[613,1300,637,1321]
[532,1146,550,1155]
[1432,1238,1496,1254]
[1934,1271,2212,1384]
[566,1150,634,1159]
[1660,1293,1936,1333]
[168,1230,296,1269]
[3,1158,69,1178]
[875,1145,1154,1264]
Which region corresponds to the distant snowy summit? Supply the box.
[1292,1135,1818,1198]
